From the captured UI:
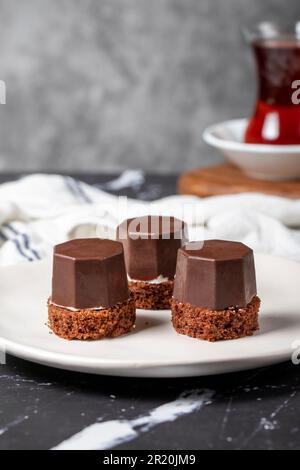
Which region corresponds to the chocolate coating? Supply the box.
[52,238,129,309]
[117,215,187,281]
[173,239,257,310]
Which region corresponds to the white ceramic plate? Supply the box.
[0,254,299,378]
[203,118,300,180]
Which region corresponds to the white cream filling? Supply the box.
[50,300,106,312]
[127,274,170,284]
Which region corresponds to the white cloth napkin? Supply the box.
[0,172,300,266]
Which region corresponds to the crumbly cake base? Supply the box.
[129,280,174,310]
[48,296,136,340]
[171,296,260,342]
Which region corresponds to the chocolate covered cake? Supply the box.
[117,215,187,309]
[171,240,260,341]
[48,238,135,340]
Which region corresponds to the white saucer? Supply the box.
[203,118,300,180]
[0,254,299,378]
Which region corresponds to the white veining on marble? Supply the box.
[0,415,29,437]
[260,418,279,431]
[239,391,297,449]
[220,395,233,440]
[52,388,214,450]
[0,374,52,387]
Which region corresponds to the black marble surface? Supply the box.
[0,173,299,451]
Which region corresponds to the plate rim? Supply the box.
[1,337,291,370]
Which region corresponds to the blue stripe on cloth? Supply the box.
[64,176,80,201]
[64,176,92,203]
[0,229,35,262]
[2,224,41,261]
[21,232,41,260]
[73,179,92,203]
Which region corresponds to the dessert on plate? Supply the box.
[171,239,260,341]
[48,238,135,340]
[117,215,187,309]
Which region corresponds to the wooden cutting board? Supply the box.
[178,164,300,198]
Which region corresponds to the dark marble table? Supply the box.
[0,173,299,451]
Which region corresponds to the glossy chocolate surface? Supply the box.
[173,239,257,310]
[117,215,187,281]
[52,238,129,309]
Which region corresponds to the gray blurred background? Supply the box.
[0,0,299,173]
